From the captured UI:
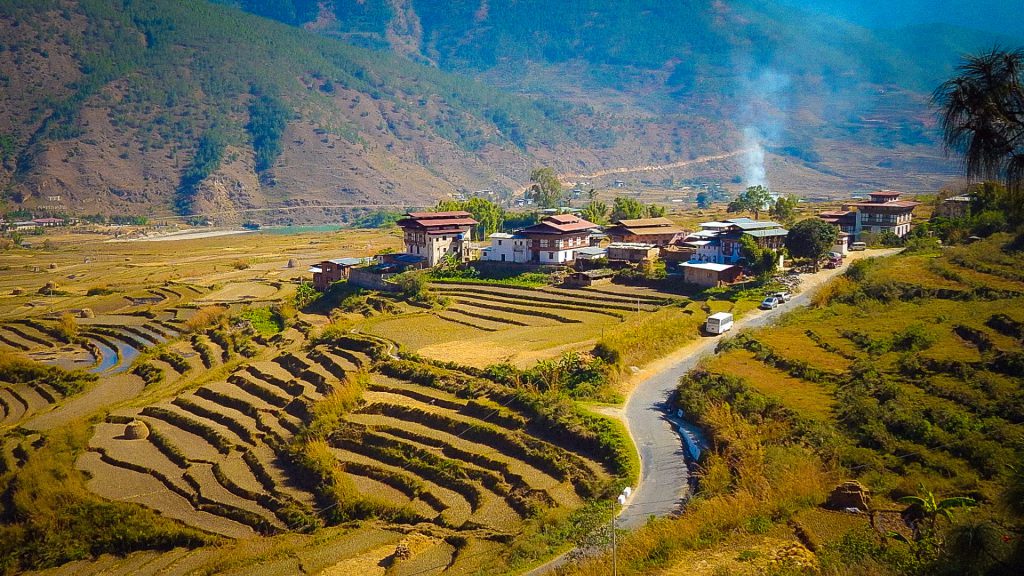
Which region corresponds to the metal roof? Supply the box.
[326,257,367,266]
[681,261,737,272]
[744,228,789,238]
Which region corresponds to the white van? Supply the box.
[705,312,734,335]
[850,241,867,251]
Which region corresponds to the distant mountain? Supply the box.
[2,0,1016,221]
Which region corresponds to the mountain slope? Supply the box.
[2,0,1011,221]
[0,0,613,221]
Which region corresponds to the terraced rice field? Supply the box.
[75,324,615,571]
[368,282,686,368]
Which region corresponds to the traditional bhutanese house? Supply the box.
[935,194,972,219]
[518,214,598,264]
[604,217,684,246]
[680,261,743,288]
[606,242,660,263]
[310,257,370,291]
[481,232,531,263]
[396,211,478,267]
[680,218,787,265]
[564,269,616,287]
[818,209,861,241]
[848,190,920,238]
[660,245,696,272]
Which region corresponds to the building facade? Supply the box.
[310,257,370,290]
[481,233,531,263]
[604,217,684,246]
[680,218,788,265]
[396,211,478,267]
[518,214,598,264]
[849,191,919,238]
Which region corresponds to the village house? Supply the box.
[517,214,599,264]
[481,232,531,263]
[680,218,788,265]
[396,211,478,267]
[935,194,972,219]
[606,242,660,263]
[818,209,861,240]
[679,261,743,288]
[309,257,371,291]
[848,190,919,238]
[604,217,685,246]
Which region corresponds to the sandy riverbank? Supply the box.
[109,229,256,242]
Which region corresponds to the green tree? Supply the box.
[727,185,773,219]
[646,203,666,217]
[696,191,711,209]
[294,281,320,309]
[528,167,563,208]
[580,200,610,225]
[738,235,778,279]
[769,194,799,225]
[247,91,290,173]
[785,218,837,270]
[611,196,645,220]
[933,47,1024,204]
[435,197,505,240]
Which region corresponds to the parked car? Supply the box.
[772,291,792,302]
[850,241,867,251]
[825,259,839,269]
[759,296,780,310]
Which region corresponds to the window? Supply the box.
[548,252,554,260]
[540,239,549,248]
[498,240,503,246]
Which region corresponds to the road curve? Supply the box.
[525,250,900,573]
[619,249,901,526]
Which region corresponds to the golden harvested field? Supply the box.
[705,349,836,420]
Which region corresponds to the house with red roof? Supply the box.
[396,211,478,267]
[847,190,920,239]
[517,214,599,264]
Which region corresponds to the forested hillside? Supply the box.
[1,0,1015,220]
[0,0,610,221]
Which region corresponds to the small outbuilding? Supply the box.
[680,261,742,288]
[311,257,371,290]
[607,242,659,263]
[565,269,616,287]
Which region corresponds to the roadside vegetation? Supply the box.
[560,233,1024,576]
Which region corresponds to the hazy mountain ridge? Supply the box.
[1,0,1014,221]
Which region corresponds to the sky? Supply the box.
[773,0,1024,39]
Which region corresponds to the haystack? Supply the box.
[124,420,150,440]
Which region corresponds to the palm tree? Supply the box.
[933,47,1024,193]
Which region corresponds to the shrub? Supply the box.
[183,306,226,334]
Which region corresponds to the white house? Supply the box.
[481,232,531,263]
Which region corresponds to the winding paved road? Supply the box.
[526,249,899,574]
[619,266,845,527]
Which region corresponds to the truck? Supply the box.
[705,312,734,335]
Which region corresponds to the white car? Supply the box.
[759,296,780,310]
[772,291,792,302]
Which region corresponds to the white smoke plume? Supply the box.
[743,126,766,187]
[738,68,790,189]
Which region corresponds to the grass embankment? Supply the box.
[560,235,1024,576]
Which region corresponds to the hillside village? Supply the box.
[310,189,922,294]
